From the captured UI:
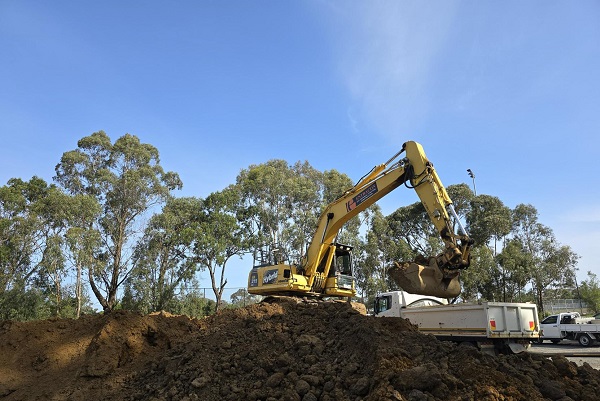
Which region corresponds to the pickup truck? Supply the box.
[538,312,600,346]
[374,291,539,354]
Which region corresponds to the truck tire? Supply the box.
[578,334,593,347]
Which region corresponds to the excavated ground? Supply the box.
[1,298,599,401]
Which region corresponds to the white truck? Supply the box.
[374,291,539,354]
[538,312,600,346]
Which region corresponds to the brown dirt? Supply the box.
[1,299,599,401]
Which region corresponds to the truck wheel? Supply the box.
[551,339,561,344]
[578,334,593,347]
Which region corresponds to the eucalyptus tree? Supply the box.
[354,205,411,302]
[31,187,99,318]
[54,131,182,312]
[466,195,512,255]
[236,160,358,267]
[446,183,475,220]
[495,239,533,302]
[193,186,248,312]
[236,159,295,262]
[384,184,474,254]
[511,204,579,312]
[0,178,45,296]
[370,184,472,297]
[64,194,101,317]
[284,161,322,262]
[459,245,500,301]
[0,177,88,319]
[229,288,261,307]
[386,202,439,258]
[126,197,202,312]
[579,272,600,313]
[172,287,217,318]
[0,177,51,318]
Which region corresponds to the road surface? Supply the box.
[529,341,600,370]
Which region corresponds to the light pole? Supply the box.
[467,169,477,195]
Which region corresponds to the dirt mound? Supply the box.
[1,300,599,401]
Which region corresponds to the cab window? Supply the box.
[375,296,392,313]
[335,253,352,275]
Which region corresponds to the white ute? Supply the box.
[539,312,600,346]
[375,291,540,354]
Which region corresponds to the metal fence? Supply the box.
[542,299,588,314]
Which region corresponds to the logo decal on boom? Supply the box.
[346,182,378,212]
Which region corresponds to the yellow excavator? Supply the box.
[247,141,473,299]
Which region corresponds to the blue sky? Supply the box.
[1,1,599,295]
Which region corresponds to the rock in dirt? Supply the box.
[1,300,600,401]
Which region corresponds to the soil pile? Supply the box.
[1,298,599,401]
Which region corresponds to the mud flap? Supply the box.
[388,261,461,298]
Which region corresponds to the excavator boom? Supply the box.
[248,141,473,299]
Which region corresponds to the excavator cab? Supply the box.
[328,243,354,291]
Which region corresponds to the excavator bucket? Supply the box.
[388,260,462,298]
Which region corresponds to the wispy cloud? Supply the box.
[560,206,600,224]
[326,2,459,140]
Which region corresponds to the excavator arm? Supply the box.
[248,141,473,299]
[301,141,472,298]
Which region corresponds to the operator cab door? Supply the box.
[330,243,354,290]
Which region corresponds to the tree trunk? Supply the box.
[89,267,109,312]
[76,261,82,318]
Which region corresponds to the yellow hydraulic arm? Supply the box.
[300,141,472,297]
[248,141,472,298]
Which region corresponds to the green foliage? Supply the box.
[446,184,475,218]
[54,131,182,312]
[193,187,247,313]
[579,272,600,313]
[0,135,582,320]
[0,177,50,296]
[171,290,217,318]
[354,206,389,300]
[0,285,47,321]
[0,282,96,321]
[129,197,203,312]
[466,195,511,251]
[236,160,357,265]
[459,245,499,301]
[495,239,533,302]
[228,288,261,307]
[508,204,579,312]
[387,202,437,257]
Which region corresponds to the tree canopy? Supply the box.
[0,132,582,320]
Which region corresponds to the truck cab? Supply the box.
[539,313,580,343]
[374,291,447,317]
